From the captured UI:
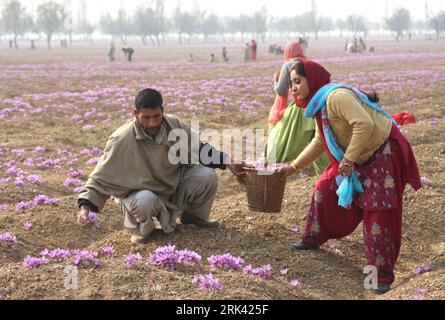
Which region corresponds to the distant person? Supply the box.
[30,40,36,50]
[9,39,13,49]
[222,47,229,62]
[187,54,194,62]
[346,38,359,54]
[242,43,250,62]
[249,39,258,61]
[108,42,116,62]
[299,36,308,49]
[210,53,216,63]
[122,47,134,62]
[359,38,367,53]
[368,46,375,53]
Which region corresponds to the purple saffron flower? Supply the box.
[207,253,245,271]
[0,204,8,211]
[148,245,178,271]
[80,149,91,155]
[0,177,12,184]
[87,157,100,165]
[6,167,18,175]
[420,176,429,184]
[14,177,26,187]
[68,168,85,178]
[33,195,59,206]
[290,279,301,287]
[23,158,34,167]
[280,268,289,276]
[245,216,254,223]
[88,211,100,229]
[290,226,299,233]
[125,253,143,268]
[176,249,201,265]
[416,288,426,294]
[243,264,272,280]
[411,295,425,300]
[16,200,35,211]
[0,232,17,249]
[27,175,43,184]
[90,147,102,155]
[11,149,25,158]
[23,256,49,269]
[412,266,423,275]
[71,250,101,267]
[23,222,32,231]
[41,248,72,262]
[192,274,224,291]
[63,178,81,187]
[74,186,86,193]
[101,246,115,256]
[33,147,45,154]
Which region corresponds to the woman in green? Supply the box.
[267,41,329,175]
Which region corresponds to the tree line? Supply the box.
[1,0,445,49]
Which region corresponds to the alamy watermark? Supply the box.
[167,121,277,174]
[64,265,78,290]
[363,265,378,290]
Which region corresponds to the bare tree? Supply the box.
[252,6,268,43]
[385,8,412,41]
[2,0,33,49]
[36,2,66,49]
[201,14,220,43]
[346,15,369,38]
[429,11,445,41]
[133,6,157,46]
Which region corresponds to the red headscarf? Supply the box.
[284,42,305,61]
[268,42,306,126]
[293,60,332,108]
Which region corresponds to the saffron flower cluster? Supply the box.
[63,178,81,187]
[0,232,17,249]
[243,264,272,280]
[101,245,115,256]
[192,274,224,291]
[23,256,49,269]
[41,248,72,262]
[27,175,43,184]
[125,253,143,268]
[412,264,432,275]
[68,168,85,178]
[207,253,245,271]
[76,211,100,229]
[148,245,201,271]
[71,250,101,267]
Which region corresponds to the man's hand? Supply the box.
[77,205,90,226]
[226,158,247,185]
[338,158,354,177]
[277,164,300,181]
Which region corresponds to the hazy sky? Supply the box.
[14,0,445,23]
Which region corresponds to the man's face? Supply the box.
[134,107,164,137]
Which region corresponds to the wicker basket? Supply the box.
[244,168,287,213]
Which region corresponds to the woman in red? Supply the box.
[278,60,422,294]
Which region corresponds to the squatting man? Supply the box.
[76,88,246,244]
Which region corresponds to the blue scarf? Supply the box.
[304,83,396,209]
